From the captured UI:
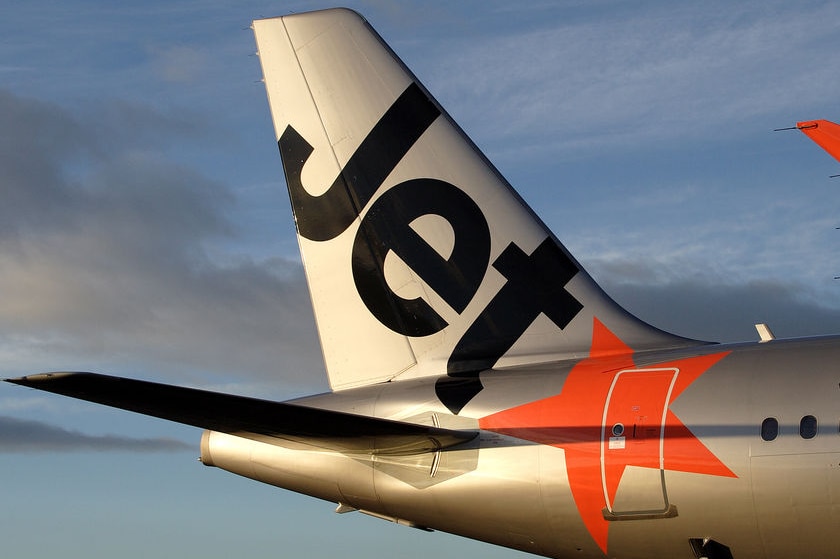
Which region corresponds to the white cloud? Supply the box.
[149,45,208,83]
[415,1,840,158]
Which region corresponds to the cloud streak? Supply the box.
[0,415,192,452]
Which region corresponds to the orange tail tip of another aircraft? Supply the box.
[797,119,840,165]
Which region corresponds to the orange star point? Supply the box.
[480,319,733,554]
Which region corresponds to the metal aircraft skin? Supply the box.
[7,8,840,559]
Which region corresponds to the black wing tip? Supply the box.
[4,372,92,385]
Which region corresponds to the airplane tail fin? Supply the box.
[797,119,840,165]
[252,9,702,397]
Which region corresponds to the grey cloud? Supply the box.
[0,90,213,238]
[0,415,191,452]
[600,273,840,344]
[0,89,324,392]
[0,91,86,233]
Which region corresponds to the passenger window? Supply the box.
[760,417,778,441]
[800,415,817,439]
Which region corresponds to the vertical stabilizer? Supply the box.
[253,9,702,397]
[798,119,840,164]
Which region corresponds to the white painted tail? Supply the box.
[253,9,700,404]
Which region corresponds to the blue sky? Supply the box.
[2,1,840,557]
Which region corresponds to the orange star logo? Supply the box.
[479,318,735,553]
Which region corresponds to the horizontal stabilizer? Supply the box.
[5,373,476,455]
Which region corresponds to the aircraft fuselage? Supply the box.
[201,336,840,559]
